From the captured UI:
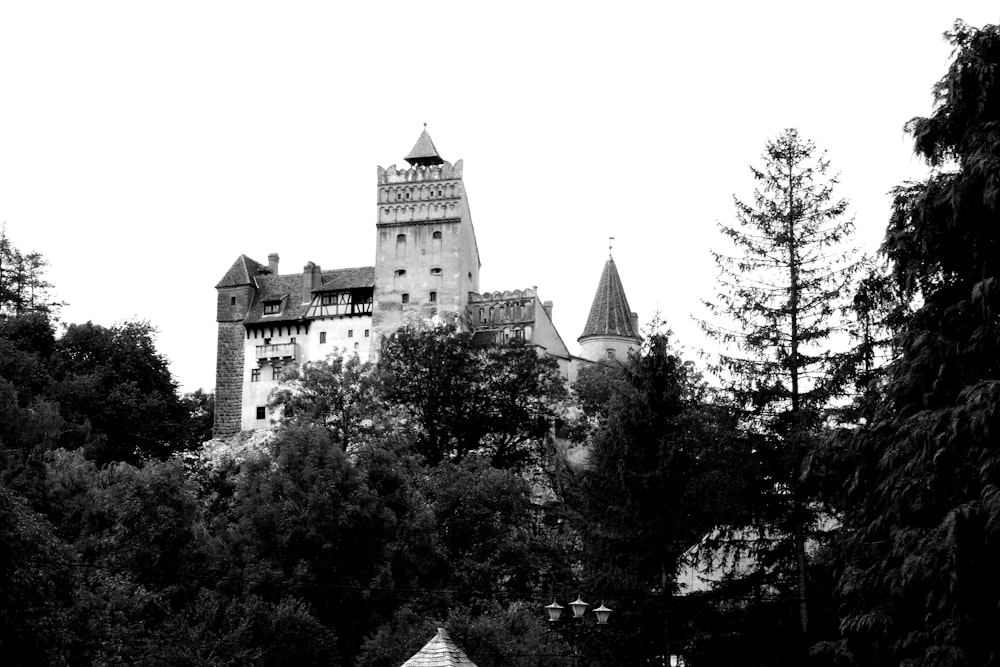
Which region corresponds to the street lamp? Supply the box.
[545,596,612,625]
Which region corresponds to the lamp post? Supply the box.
[544,596,612,665]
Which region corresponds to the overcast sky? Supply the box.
[1,2,996,392]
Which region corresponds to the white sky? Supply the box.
[0,2,996,393]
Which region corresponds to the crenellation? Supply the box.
[377,159,463,185]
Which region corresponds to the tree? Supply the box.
[48,321,190,463]
[378,323,565,469]
[814,21,1000,666]
[269,352,381,451]
[571,331,752,664]
[700,128,859,648]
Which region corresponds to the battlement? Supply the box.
[470,288,537,302]
[377,159,464,184]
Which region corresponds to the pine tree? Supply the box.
[701,128,860,647]
[815,21,1000,666]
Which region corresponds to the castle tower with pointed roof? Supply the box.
[373,128,481,341]
[578,253,640,362]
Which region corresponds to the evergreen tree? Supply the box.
[815,20,1000,666]
[701,128,860,647]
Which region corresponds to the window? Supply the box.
[514,329,525,340]
[430,267,442,275]
[364,329,370,337]
[256,406,265,420]
[272,364,282,381]
[263,301,280,315]
[397,234,406,244]
[607,349,616,359]
[320,332,327,344]
[348,329,354,338]
[395,269,406,277]
[230,296,236,305]
[429,291,437,303]
[432,231,442,239]
[354,342,360,351]
[402,293,409,304]
[251,368,260,382]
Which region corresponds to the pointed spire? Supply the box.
[579,255,637,341]
[405,124,445,166]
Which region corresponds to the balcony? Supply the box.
[256,342,297,363]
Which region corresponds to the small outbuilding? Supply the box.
[399,628,477,667]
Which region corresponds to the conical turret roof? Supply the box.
[405,127,445,166]
[399,628,477,667]
[579,255,637,341]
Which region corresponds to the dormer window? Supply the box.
[263,301,281,315]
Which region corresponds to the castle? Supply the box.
[213,129,640,437]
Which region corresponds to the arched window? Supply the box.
[432,230,442,240]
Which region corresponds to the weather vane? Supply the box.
[609,236,614,257]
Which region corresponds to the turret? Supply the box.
[578,252,640,362]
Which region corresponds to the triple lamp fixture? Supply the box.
[545,597,613,625]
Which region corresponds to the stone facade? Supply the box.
[212,129,638,437]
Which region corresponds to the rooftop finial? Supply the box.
[609,236,615,258]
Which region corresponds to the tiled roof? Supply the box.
[404,128,445,166]
[319,266,375,290]
[400,628,477,667]
[215,254,266,288]
[244,266,374,325]
[579,257,637,341]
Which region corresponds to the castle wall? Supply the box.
[214,321,246,437]
[240,316,373,430]
[579,335,638,364]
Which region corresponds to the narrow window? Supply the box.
[402,293,409,304]
[251,368,260,382]
[348,329,354,338]
[364,329,370,337]
[429,291,437,303]
[230,296,236,306]
[320,332,327,344]
[256,406,265,420]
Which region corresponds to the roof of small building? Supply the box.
[215,254,267,288]
[405,127,445,166]
[243,265,375,324]
[399,628,477,667]
[579,256,638,341]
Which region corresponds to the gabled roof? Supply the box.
[244,266,375,325]
[579,256,638,341]
[405,127,445,166]
[215,254,267,288]
[400,628,477,667]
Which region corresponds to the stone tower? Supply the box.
[578,252,640,362]
[213,254,265,437]
[372,128,481,341]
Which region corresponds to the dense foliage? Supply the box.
[813,20,1000,667]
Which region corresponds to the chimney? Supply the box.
[302,262,322,303]
[268,253,280,274]
[542,300,553,321]
[631,311,639,334]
